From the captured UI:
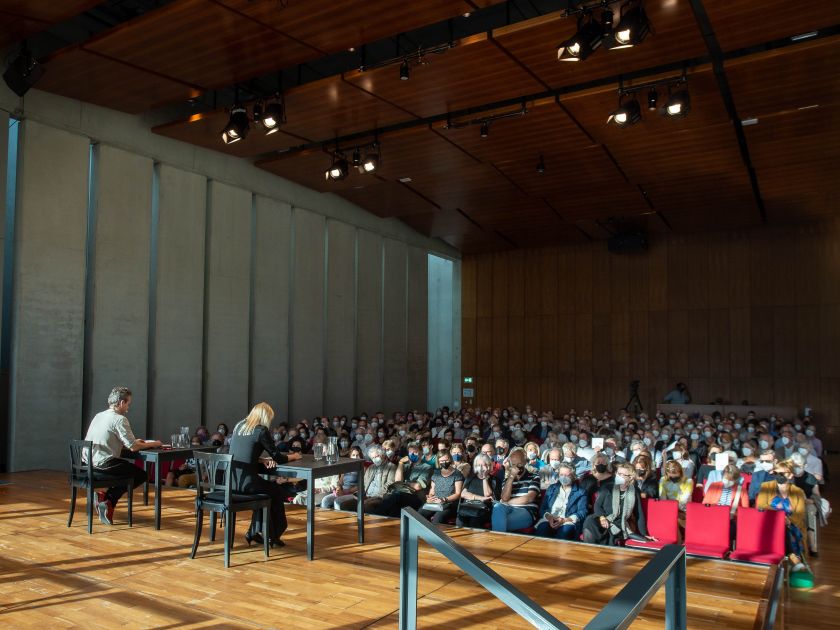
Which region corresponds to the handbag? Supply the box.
[458,498,491,518]
[421,500,449,512]
[387,481,416,495]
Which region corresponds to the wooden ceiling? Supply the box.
[18,0,840,252]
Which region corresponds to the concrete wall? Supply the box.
[0,86,460,471]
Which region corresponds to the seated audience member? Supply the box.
[667,444,695,480]
[165,457,197,488]
[695,444,722,489]
[748,450,778,504]
[342,444,396,513]
[633,455,659,499]
[524,441,545,474]
[494,437,511,465]
[791,452,821,556]
[372,442,434,517]
[703,464,749,516]
[419,449,464,524]
[194,426,210,444]
[756,461,809,571]
[803,423,822,458]
[381,439,399,464]
[84,386,161,525]
[420,439,437,468]
[774,426,796,461]
[539,448,563,489]
[582,462,651,546]
[562,442,590,477]
[795,437,824,482]
[575,431,595,463]
[481,442,504,479]
[534,464,588,540]
[659,460,693,512]
[491,448,540,532]
[738,440,759,473]
[579,453,614,504]
[457,454,500,528]
[450,443,471,478]
[703,450,738,491]
[321,446,363,510]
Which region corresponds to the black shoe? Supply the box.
[245,531,264,546]
[810,550,819,558]
[269,538,285,548]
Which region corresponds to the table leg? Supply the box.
[357,461,365,544]
[143,461,150,506]
[154,460,162,530]
[306,472,315,560]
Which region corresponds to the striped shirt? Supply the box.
[507,469,540,515]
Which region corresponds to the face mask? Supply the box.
[569,435,578,443]
[217,427,226,435]
[805,429,815,437]
[299,432,308,440]
[668,476,681,483]
[454,422,461,428]
[422,446,430,454]
[408,453,419,463]
[615,474,627,486]
[550,460,561,470]
[371,456,383,466]
[290,446,302,453]
[541,421,548,427]
[652,430,660,437]
[781,436,790,446]
[672,452,682,461]
[742,447,753,457]
[643,437,652,446]
[558,475,572,486]
[385,449,394,457]
[690,433,699,441]
[272,433,281,441]
[440,461,452,470]
[351,422,358,429]
[794,466,804,475]
[452,453,462,462]
[798,447,809,456]
[669,419,676,425]
[775,473,789,485]
[496,447,506,456]
[492,432,501,438]
[747,426,755,433]
[527,451,537,460]
[364,434,373,443]
[794,424,802,431]
[578,439,588,448]
[340,440,349,448]
[756,461,773,472]
[722,479,735,488]
[703,431,712,439]
[594,464,608,474]
[758,440,769,449]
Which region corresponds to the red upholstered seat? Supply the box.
[626,499,679,551]
[685,503,731,558]
[691,484,705,503]
[729,507,786,564]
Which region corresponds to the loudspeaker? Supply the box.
[608,231,648,253]
[3,50,45,97]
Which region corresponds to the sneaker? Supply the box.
[98,499,114,525]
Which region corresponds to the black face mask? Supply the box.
[440,461,452,470]
[594,464,608,474]
[496,447,506,456]
[775,473,789,484]
[668,476,680,482]
[466,444,476,453]
[290,446,302,453]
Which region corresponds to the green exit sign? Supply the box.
[463,377,473,383]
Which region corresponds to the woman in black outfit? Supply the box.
[229,402,302,547]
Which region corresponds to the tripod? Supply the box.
[625,381,643,415]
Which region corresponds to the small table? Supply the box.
[273,455,365,560]
[131,446,217,530]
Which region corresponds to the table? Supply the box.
[273,455,365,560]
[130,446,217,530]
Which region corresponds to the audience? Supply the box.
[535,464,587,540]
[756,461,808,571]
[491,448,540,532]
[418,449,464,524]
[582,462,650,546]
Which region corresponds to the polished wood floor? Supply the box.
[0,465,833,629]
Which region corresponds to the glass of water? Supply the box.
[313,443,324,461]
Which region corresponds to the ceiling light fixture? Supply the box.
[479,121,490,138]
[664,89,691,118]
[252,101,263,124]
[607,3,651,49]
[400,59,410,80]
[325,156,349,181]
[536,155,546,174]
[557,14,604,62]
[607,96,642,127]
[221,105,249,144]
[352,147,361,167]
[262,100,285,134]
[647,87,658,111]
[361,151,379,173]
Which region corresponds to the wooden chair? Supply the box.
[190,452,271,568]
[68,440,134,534]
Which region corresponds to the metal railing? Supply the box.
[398,507,687,630]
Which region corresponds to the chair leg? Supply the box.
[127,484,133,527]
[190,507,203,559]
[68,486,77,527]
[210,511,217,541]
[224,511,232,568]
[86,487,94,534]
[263,506,270,558]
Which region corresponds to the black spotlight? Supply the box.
[325,157,349,181]
[647,87,658,111]
[3,44,45,97]
[262,101,285,134]
[536,155,546,174]
[607,4,651,49]
[221,105,249,144]
[607,97,642,127]
[252,102,263,124]
[557,15,604,62]
[361,151,379,173]
[352,147,361,167]
[399,59,410,80]
[664,90,691,118]
[479,121,489,138]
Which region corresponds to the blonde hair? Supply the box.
[664,460,685,481]
[237,402,275,435]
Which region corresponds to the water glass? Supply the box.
[171,434,180,448]
[313,443,324,461]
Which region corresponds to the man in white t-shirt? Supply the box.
[83,386,161,525]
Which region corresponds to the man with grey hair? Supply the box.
[83,386,161,525]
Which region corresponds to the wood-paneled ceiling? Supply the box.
[16,0,840,252]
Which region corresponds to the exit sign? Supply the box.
[463,377,473,383]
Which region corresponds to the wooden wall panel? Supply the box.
[462,222,840,449]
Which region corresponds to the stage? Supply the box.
[0,471,782,628]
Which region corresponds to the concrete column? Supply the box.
[383,238,408,414]
[9,121,88,470]
[356,229,383,414]
[407,246,429,410]
[324,219,356,416]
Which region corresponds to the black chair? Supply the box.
[190,451,271,567]
[68,439,134,534]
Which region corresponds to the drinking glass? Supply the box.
[313,443,324,461]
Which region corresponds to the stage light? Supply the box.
[647,87,658,111]
[664,90,691,118]
[262,101,284,134]
[536,155,546,174]
[325,157,349,181]
[361,152,379,173]
[608,4,650,49]
[480,121,489,138]
[352,147,361,167]
[557,15,604,62]
[221,105,249,144]
[3,44,45,97]
[607,98,641,127]
[400,59,410,80]
[252,102,263,124]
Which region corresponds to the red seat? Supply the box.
[729,507,786,564]
[685,503,731,558]
[626,499,679,551]
[691,484,705,503]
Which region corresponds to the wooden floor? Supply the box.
[0,466,832,629]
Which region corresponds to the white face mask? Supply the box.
[758,440,769,449]
[805,429,815,437]
[614,474,627,486]
[578,439,588,448]
[722,479,735,488]
[742,447,753,457]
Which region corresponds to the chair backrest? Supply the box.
[734,507,786,557]
[691,484,705,503]
[69,440,94,480]
[194,451,233,503]
[685,503,731,548]
[645,499,679,543]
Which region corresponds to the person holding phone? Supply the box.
[491,447,540,532]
